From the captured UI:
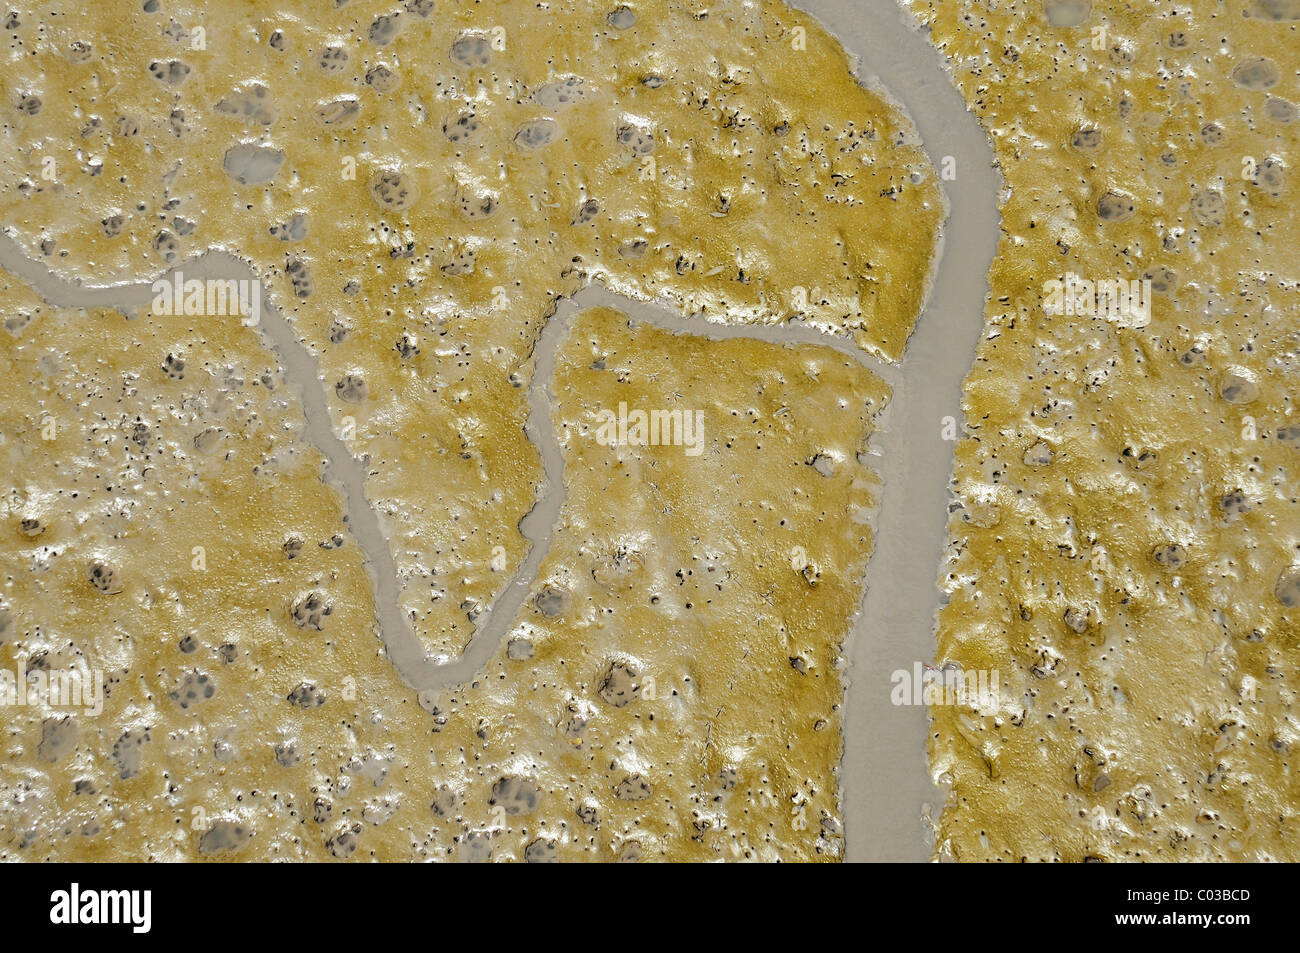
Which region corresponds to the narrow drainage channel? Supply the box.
[0,235,896,699]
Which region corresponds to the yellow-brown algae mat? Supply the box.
[904,0,1300,860]
[0,0,941,860]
